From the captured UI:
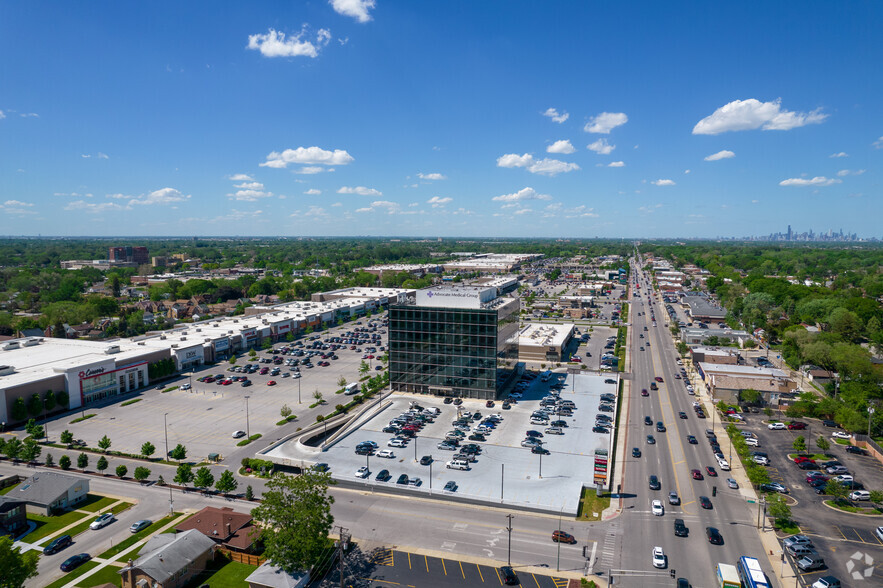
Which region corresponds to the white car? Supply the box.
[181,383,191,390]
[376,449,395,459]
[768,422,786,430]
[388,438,407,448]
[355,466,370,479]
[753,455,770,465]
[745,437,760,447]
[833,474,854,483]
[232,430,246,439]
[652,546,666,568]
[508,392,523,399]
[90,513,115,530]
[717,459,731,471]
[651,500,664,516]
[832,431,852,440]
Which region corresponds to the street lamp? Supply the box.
[505,514,514,567]
[244,395,251,439]
[429,456,433,494]
[868,407,875,438]
[163,412,173,513]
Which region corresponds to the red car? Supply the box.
[267,380,276,386]
[705,466,718,477]
[641,389,649,397]
[787,422,807,430]
[222,379,232,385]
[203,377,215,383]
[794,456,815,465]
[654,376,663,383]
[691,469,703,480]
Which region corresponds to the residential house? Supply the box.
[175,506,258,553]
[13,472,89,515]
[119,529,216,588]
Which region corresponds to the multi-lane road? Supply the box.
[618,259,777,587]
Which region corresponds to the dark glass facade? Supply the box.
[389,299,519,399]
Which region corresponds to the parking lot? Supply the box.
[740,415,883,585]
[342,548,571,588]
[56,317,390,460]
[264,371,619,514]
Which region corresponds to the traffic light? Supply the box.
[712,485,717,496]
[670,570,676,578]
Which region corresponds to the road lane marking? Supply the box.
[441,558,447,575]
[407,552,412,569]
[477,564,485,583]
[459,560,465,579]
[424,554,429,572]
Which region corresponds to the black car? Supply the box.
[500,566,519,585]
[678,412,687,419]
[376,469,391,482]
[468,433,486,442]
[647,435,656,444]
[705,527,723,545]
[644,416,653,425]
[531,446,550,455]
[699,496,713,509]
[822,419,837,427]
[444,397,453,404]
[443,481,458,492]
[43,534,72,555]
[420,455,433,465]
[649,475,661,490]
[396,474,409,485]
[526,430,544,438]
[846,445,868,455]
[632,447,641,457]
[687,435,697,444]
[656,422,666,432]
[592,426,609,433]
[355,446,373,455]
[60,553,91,572]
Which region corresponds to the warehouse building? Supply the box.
[517,323,575,362]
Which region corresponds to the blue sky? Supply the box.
[1,1,880,238]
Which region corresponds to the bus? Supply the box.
[344,383,360,395]
[736,557,770,588]
[715,563,739,588]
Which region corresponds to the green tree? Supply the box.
[0,535,40,587]
[59,454,71,470]
[56,390,69,408]
[868,490,883,505]
[792,436,806,454]
[245,485,254,500]
[280,404,292,419]
[826,479,848,503]
[77,452,89,470]
[43,390,56,413]
[3,439,22,462]
[60,430,73,445]
[169,444,187,461]
[740,389,762,404]
[141,441,156,458]
[228,356,237,365]
[45,453,54,467]
[98,435,112,452]
[312,390,323,405]
[10,398,26,422]
[26,393,42,418]
[193,467,215,492]
[134,466,151,484]
[336,376,347,388]
[24,419,44,440]
[116,464,128,478]
[746,464,771,487]
[816,436,830,453]
[174,463,194,489]
[359,361,369,376]
[20,439,41,463]
[252,470,336,574]
[96,456,109,474]
[215,470,238,495]
[767,493,792,527]
[249,349,257,358]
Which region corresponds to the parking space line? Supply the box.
[407,552,412,569]
[459,560,465,579]
[552,578,569,588]
[441,558,447,575]
[494,567,503,585]
[477,564,485,583]
[424,555,429,573]
[532,573,541,588]
[834,525,848,540]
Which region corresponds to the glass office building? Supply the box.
[389,286,519,400]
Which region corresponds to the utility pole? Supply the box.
[336,526,350,588]
[505,514,513,567]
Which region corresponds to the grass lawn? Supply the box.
[78,495,117,512]
[0,483,19,495]
[824,500,883,514]
[43,561,99,588]
[110,501,134,515]
[577,487,611,521]
[787,453,832,461]
[98,514,180,560]
[26,510,91,542]
[834,438,851,445]
[75,563,124,587]
[774,521,801,535]
[183,559,257,588]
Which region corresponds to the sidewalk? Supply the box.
[15,498,130,553]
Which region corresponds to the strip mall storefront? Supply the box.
[64,361,148,408]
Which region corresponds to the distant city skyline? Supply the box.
[1,2,880,238]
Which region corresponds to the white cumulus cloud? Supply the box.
[704,150,735,161]
[228,173,254,181]
[338,186,382,196]
[492,187,552,202]
[427,196,452,207]
[304,188,322,195]
[651,179,676,186]
[418,172,447,180]
[496,153,578,176]
[692,98,827,135]
[873,136,883,149]
[587,138,615,155]
[829,152,849,158]
[779,176,842,187]
[608,161,625,167]
[295,166,330,175]
[247,28,331,58]
[836,169,865,177]
[261,146,354,169]
[128,187,191,206]
[547,140,575,154]
[356,200,399,214]
[330,0,375,23]
[543,108,569,123]
[65,200,123,214]
[584,112,628,134]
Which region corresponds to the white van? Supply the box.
[447,459,469,470]
[344,383,359,395]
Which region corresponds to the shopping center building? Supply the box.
[388,286,520,400]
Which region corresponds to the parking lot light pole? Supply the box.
[244,395,251,439]
[868,407,875,438]
[505,514,513,567]
[429,456,433,494]
[298,376,302,404]
[539,451,543,478]
[556,507,563,571]
[163,412,173,513]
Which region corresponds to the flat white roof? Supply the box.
[698,362,788,379]
[518,323,574,349]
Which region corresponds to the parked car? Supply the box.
[43,534,73,555]
[90,513,115,530]
[60,554,91,572]
[129,520,152,533]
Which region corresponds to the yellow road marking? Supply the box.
[441,558,447,575]
[424,555,429,573]
[477,564,485,583]
[495,567,503,585]
[459,560,465,579]
[532,573,541,588]
[407,552,412,569]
